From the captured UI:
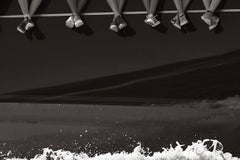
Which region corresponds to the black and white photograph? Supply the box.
[0,0,240,159]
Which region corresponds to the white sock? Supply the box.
[147,14,154,18]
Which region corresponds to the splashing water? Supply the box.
[1,139,239,160]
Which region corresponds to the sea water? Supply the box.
[1,139,239,160]
[1,96,240,160]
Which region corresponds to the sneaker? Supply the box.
[170,14,181,29]
[116,15,127,30]
[65,15,75,28]
[74,15,84,28]
[179,13,188,26]
[17,19,27,34]
[201,11,212,25]
[109,20,119,32]
[144,14,160,27]
[17,18,33,34]
[25,18,34,30]
[209,14,220,30]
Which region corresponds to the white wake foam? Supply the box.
[177,96,240,109]
[2,139,240,160]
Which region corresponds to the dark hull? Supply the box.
[0,0,240,101]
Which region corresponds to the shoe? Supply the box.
[170,14,181,29]
[109,20,119,32]
[179,13,188,26]
[17,18,33,34]
[201,11,220,30]
[17,19,26,34]
[65,15,75,28]
[209,14,220,30]
[25,18,34,30]
[201,11,212,25]
[144,14,160,27]
[116,15,127,30]
[74,15,84,28]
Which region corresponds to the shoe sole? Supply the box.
[110,26,119,32]
[152,21,160,27]
[65,22,75,29]
[180,20,188,26]
[75,21,84,28]
[209,18,220,30]
[147,21,161,28]
[118,23,127,30]
[174,24,181,30]
[201,16,210,25]
[170,21,181,30]
[17,27,25,34]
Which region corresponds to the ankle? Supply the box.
[114,14,121,20]
[147,14,154,18]
[72,13,78,16]
[178,12,185,17]
[24,14,30,19]
[207,10,214,14]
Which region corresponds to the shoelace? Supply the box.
[179,14,186,20]
[149,15,158,23]
[171,16,178,23]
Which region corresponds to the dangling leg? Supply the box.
[202,0,212,10]
[106,0,121,32]
[78,0,88,12]
[144,0,160,27]
[74,0,87,27]
[29,0,43,17]
[106,0,121,19]
[66,0,78,14]
[17,0,33,33]
[142,0,150,13]
[65,0,78,28]
[171,0,184,29]
[18,0,29,18]
[208,0,222,29]
[173,0,183,14]
[177,0,190,26]
[26,0,42,30]
[201,0,212,26]
[149,0,159,15]
[118,0,126,12]
[208,0,222,12]
[201,0,221,30]
[182,0,192,11]
[116,0,127,29]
